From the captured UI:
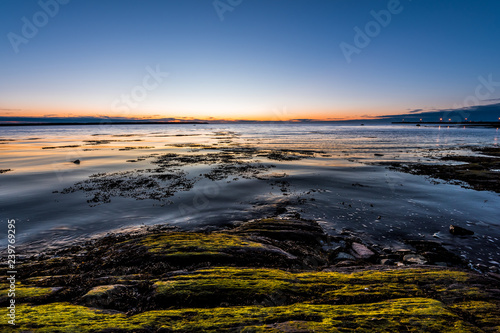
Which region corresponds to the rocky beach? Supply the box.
[1,217,500,332]
[1,124,499,332]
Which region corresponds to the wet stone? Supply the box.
[403,254,427,265]
[81,284,130,309]
[335,252,356,261]
[350,242,375,260]
[380,259,395,266]
[449,225,474,236]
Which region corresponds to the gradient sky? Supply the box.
[1,0,500,121]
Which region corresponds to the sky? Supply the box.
[1,0,500,122]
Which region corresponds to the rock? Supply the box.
[487,272,500,281]
[81,284,128,308]
[405,240,462,266]
[335,260,357,267]
[233,218,326,244]
[335,252,355,261]
[449,225,474,236]
[339,229,351,235]
[350,242,375,260]
[476,264,489,271]
[395,249,412,256]
[72,159,81,164]
[380,259,395,266]
[403,254,427,265]
[322,241,344,252]
[434,262,448,267]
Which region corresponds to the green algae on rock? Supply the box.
[11,298,487,332]
[4,218,500,332]
[139,232,264,255]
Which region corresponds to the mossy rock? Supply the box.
[139,232,265,255]
[0,282,57,304]
[232,218,327,244]
[9,298,485,332]
[80,284,132,309]
[151,267,478,309]
[8,218,500,332]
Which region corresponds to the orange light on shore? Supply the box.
[440,118,443,121]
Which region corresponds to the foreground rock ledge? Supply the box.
[1,218,499,332]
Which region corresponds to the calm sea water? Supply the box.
[1,124,499,266]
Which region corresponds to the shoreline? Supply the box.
[393,121,500,128]
[0,121,209,127]
[2,217,499,331]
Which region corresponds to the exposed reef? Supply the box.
[387,146,500,193]
[2,218,499,332]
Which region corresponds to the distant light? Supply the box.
[440,118,443,121]
[448,119,451,121]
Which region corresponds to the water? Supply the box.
[1,123,499,266]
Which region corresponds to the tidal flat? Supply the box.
[0,124,499,331]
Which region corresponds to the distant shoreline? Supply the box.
[0,121,209,127]
[392,121,500,127]
[1,120,498,127]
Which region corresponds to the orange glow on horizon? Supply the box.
[0,108,385,122]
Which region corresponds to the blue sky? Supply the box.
[1,0,500,121]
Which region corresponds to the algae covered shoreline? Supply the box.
[2,218,499,332]
[1,125,500,331]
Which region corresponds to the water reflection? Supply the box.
[1,124,499,267]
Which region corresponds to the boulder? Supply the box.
[403,254,427,265]
[81,284,128,308]
[350,242,375,260]
[335,252,355,261]
[380,259,395,266]
[449,225,474,236]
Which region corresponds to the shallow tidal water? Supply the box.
[0,123,499,268]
